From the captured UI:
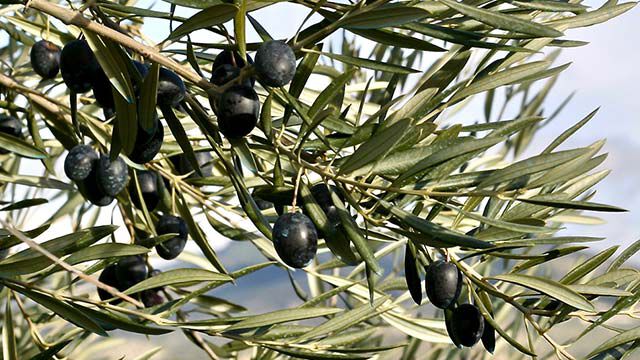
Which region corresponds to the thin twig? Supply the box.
[0,218,143,307]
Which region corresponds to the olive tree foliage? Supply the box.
[0,0,638,359]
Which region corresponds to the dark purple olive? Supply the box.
[254,41,296,87]
[30,40,61,79]
[97,264,122,303]
[96,155,128,197]
[309,183,342,226]
[425,260,462,309]
[140,269,164,307]
[157,68,185,108]
[272,212,318,268]
[450,304,485,347]
[129,170,161,211]
[155,214,188,260]
[60,40,100,93]
[175,151,213,178]
[64,144,99,181]
[129,116,164,164]
[217,85,260,139]
[0,114,23,138]
[78,165,114,207]
[0,114,23,154]
[115,255,147,290]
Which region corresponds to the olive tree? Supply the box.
[0,0,638,359]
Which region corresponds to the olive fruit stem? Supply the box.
[290,166,304,212]
[453,255,575,359]
[69,91,82,141]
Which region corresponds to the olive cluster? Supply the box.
[407,259,495,351]
[98,256,164,308]
[210,41,296,139]
[63,145,127,206]
[28,37,327,302]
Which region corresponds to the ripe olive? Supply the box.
[60,40,100,93]
[155,214,188,260]
[97,264,122,303]
[30,40,61,79]
[115,255,148,291]
[254,41,296,87]
[129,170,161,211]
[0,114,22,138]
[78,165,114,207]
[450,304,485,347]
[96,155,128,197]
[157,68,186,108]
[272,212,318,268]
[425,260,462,309]
[217,85,260,139]
[130,117,164,164]
[174,151,213,178]
[64,144,99,181]
[0,114,23,154]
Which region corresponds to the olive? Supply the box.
[425,260,462,309]
[450,304,485,347]
[272,212,318,268]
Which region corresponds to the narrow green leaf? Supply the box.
[341,6,429,29]
[139,63,160,132]
[331,190,382,274]
[167,4,238,40]
[305,50,419,74]
[609,239,640,271]
[395,136,504,184]
[5,283,107,336]
[567,285,632,297]
[452,61,552,102]
[339,118,411,175]
[163,106,201,176]
[587,326,640,359]
[382,201,493,249]
[72,305,173,335]
[560,246,619,284]
[0,132,48,159]
[113,90,138,156]
[521,196,628,212]
[478,148,588,188]
[438,0,563,37]
[351,28,445,52]
[83,30,134,102]
[490,274,595,311]
[0,198,47,211]
[264,345,370,359]
[176,193,228,274]
[296,295,390,342]
[124,268,232,295]
[225,307,342,332]
[27,341,71,360]
[3,295,18,360]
